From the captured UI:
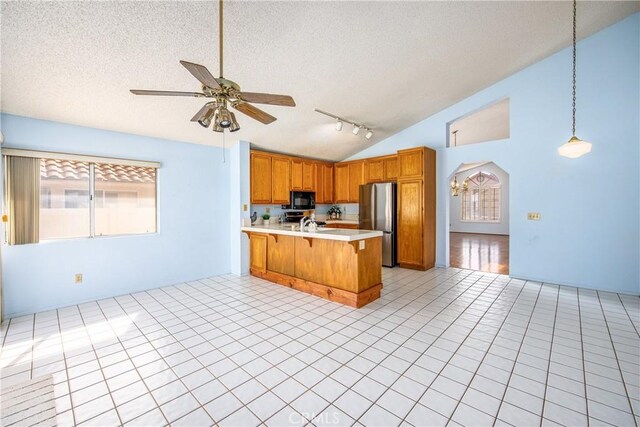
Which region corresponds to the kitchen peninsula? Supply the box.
[241,224,383,307]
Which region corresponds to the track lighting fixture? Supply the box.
[315,109,374,141]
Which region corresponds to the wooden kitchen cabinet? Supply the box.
[384,156,398,180]
[365,158,385,183]
[397,147,436,270]
[249,233,268,273]
[302,161,315,191]
[348,161,365,202]
[291,158,303,190]
[323,164,334,204]
[271,155,291,204]
[250,151,272,204]
[315,163,324,204]
[397,179,424,268]
[398,147,424,178]
[334,163,350,203]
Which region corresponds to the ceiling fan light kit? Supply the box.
[558,0,592,159]
[315,109,374,141]
[129,0,295,134]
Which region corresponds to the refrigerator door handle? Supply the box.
[371,184,377,231]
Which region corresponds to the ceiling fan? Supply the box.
[129,0,295,133]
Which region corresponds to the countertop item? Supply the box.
[241,224,381,242]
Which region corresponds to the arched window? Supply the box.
[461,171,501,222]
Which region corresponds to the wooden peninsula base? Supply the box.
[242,227,383,308]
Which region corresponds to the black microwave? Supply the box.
[282,191,315,210]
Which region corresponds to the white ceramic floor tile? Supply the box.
[1,268,638,427]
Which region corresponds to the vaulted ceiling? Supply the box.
[1,1,637,161]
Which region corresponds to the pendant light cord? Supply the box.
[219,0,223,78]
[572,0,577,136]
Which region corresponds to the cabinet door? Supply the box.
[397,179,424,268]
[302,161,315,191]
[271,156,291,204]
[334,164,350,203]
[291,159,303,190]
[249,233,268,273]
[323,164,334,204]
[348,161,365,202]
[398,148,424,178]
[384,156,398,181]
[250,152,272,204]
[365,158,385,183]
[315,163,324,204]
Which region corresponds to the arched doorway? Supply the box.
[448,162,509,274]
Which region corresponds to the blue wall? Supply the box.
[1,114,231,317]
[348,14,640,294]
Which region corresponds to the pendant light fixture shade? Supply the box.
[558,136,592,158]
[559,0,591,159]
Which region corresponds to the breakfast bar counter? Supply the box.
[241,225,383,307]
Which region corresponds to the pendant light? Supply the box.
[558,0,592,159]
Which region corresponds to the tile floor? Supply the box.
[0,267,638,427]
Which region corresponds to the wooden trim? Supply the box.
[348,241,359,254]
[250,269,382,308]
[302,236,313,247]
[399,262,429,271]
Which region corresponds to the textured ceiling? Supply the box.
[1,1,638,161]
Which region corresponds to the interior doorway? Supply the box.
[448,161,509,274]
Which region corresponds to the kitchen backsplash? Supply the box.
[251,203,359,221]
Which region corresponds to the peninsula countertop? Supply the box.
[241,224,382,242]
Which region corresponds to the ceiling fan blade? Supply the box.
[233,102,277,124]
[237,92,296,107]
[130,89,204,97]
[179,60,221,90]
[190,104,215,122]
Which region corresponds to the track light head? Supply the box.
[365,129,373,139]
[335,120,343,131]
[352,125,360,135]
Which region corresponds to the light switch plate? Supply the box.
[528,212,541,221]
[75,274,83,284]
[243,204,248,212]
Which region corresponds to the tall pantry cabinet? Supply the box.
[397,147,436,270]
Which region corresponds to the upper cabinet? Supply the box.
[384,156,398,180]
[398,147,424,178]
[323,164,334,204]
[271,155,291,204]
[250,152,272,204]
[348,161,365,203]
[291,159,303,190]
[334,163,350,203]
[302,161,315,191]
[365,158,385,182]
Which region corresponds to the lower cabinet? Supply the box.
[249,234,268,273]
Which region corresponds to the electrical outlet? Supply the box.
[527,212,541,221]
[243,204,247,212]
[265,207,271,214]
[359,240,365,250]
[75,274,83,284]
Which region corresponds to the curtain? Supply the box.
[6,156,40,245]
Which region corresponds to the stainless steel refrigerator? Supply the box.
[359,183,396,267]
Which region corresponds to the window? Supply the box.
[40,160,91,239]
[38,158,157,240]
[461,171,501,222]
[94,163,156,236]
